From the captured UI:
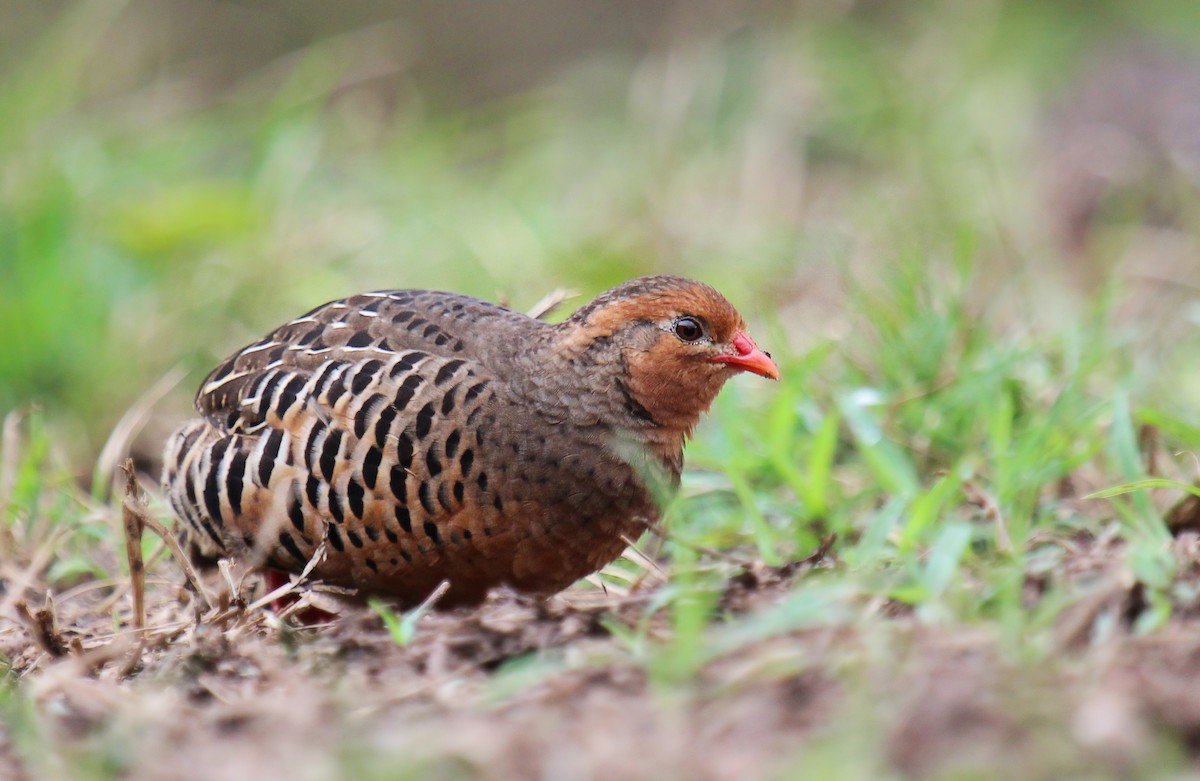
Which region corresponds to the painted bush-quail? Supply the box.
[162,276,779,607]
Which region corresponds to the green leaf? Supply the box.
[1137,407,1200,447]
[1084,479,1200,501]
[369,595,439,647]
[803,410,841,517]
[922,521,973,598]
[838,389,919,498]
[900,469,964,549]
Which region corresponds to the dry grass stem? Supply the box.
[415,579,451,613]
[13,597,68,658]
[244,540,330,614]
[1139,424,1160,478]
[116,478,216,612]
[963,480,1013,554]
[526,288,579,320]
[120,462,148,636]
[619,533,670,593]
[217,559,243,605]
[119,461,150,676]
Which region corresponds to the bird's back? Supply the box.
[162,289,654,607]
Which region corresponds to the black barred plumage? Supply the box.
[162,278,779,608]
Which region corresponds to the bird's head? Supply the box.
[558,275,779,433]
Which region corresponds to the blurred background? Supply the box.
[3,0,1200,476]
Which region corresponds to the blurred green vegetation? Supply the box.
[3,0,1199,465]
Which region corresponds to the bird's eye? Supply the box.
[673,316,704,342]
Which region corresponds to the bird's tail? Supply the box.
[161,419,229,563]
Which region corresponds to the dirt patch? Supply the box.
[4,523,1200,779]
[3,577,838,781]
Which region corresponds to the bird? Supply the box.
[162,275,779,609]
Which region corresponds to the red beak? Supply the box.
[709,331,780,381]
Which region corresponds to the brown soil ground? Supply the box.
[6,519,1200,781]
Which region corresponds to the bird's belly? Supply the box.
[269,481,653,607]
[222,433,659,608]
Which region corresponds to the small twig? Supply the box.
[526,288,578,321]
[72,616,192,648]
[619,533,670,594]
[273,593,318,624]
[220,613,267,640]
[1139,423,1160,478]
[619,533,669,578]
[57,577,129,605]
[243,539,329,614]
[119,462,147,681]
[13,596,69,658]
[585,573,629,597]
[120,462,148,636]
[119,490,215,613]
[413,579,451,614]
[298,538,330,582]
[963,479,1013,554]
[801,532,839,566]
[217,559,243,606]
